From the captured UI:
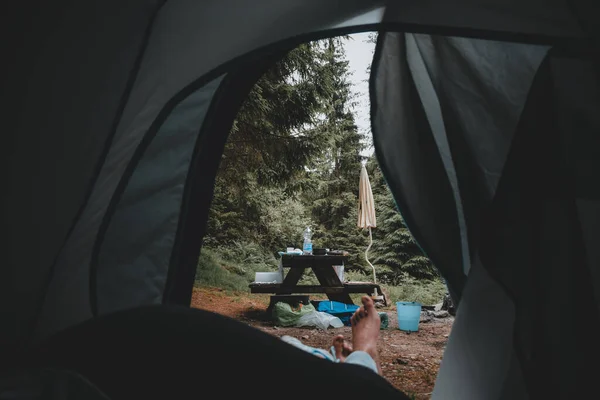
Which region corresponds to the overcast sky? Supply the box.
[343,32,376,155]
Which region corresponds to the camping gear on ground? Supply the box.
[297,310,344,330]
[314,300,360,326]
[357,163,383,302]
[254,271,283,284]
[7,2,600,399]
[267,295,310,313]
[272,302,316,327]
[314,301,388,329]
[378,312,389,330]
[302,226,313,254]
[396,302,422,332]
[442,292,456,316]
[272,302,342,329]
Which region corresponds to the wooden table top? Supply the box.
[280,254,348,267]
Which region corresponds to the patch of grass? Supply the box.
[298,269,320,285]
[345,269,446,306]
[195,248,249,291]
[344,268,371,282]
[195,243,279,292]
[383,277,446,305]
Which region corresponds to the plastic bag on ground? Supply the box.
[272,302,315,327]
[296,310,344,330]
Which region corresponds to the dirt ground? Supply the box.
[191,287,453,399]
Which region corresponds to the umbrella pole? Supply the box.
[365,227,375,283]
[365,227,380,298]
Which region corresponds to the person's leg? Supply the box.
[286,296,382,374]
[280,335,336,361]
[347,295,382,374]
[332,334,352,362]
[26,305,407,400]
[283,332,375,373]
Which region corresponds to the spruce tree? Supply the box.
[205,41,336,251]
[304,38,369,267]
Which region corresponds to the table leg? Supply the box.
[280,267,305,294]
[312,264,353,304]
[326,292,354,304]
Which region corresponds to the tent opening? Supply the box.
[191,33,447,396]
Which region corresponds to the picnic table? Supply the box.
[249,254,387,306]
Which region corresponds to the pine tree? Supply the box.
[205,41,336,251]
[204,36,437,283]
[220,42,337,190]
[303,38,369,267]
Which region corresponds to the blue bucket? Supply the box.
[396,302,421,332]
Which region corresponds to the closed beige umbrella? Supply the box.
[357,163,378,289]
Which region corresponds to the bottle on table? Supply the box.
[302,226,313,255]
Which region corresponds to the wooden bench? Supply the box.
[249,254,387,306]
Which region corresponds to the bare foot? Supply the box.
[350,296,382,374]
[332,334,353,362]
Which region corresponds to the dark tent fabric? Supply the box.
[371,32,549,299]
[2,0,600,399]
[371,30,600,398]
[475,52,600,398]
[1,0,163,348]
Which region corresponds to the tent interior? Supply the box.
[3,1,600,399]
